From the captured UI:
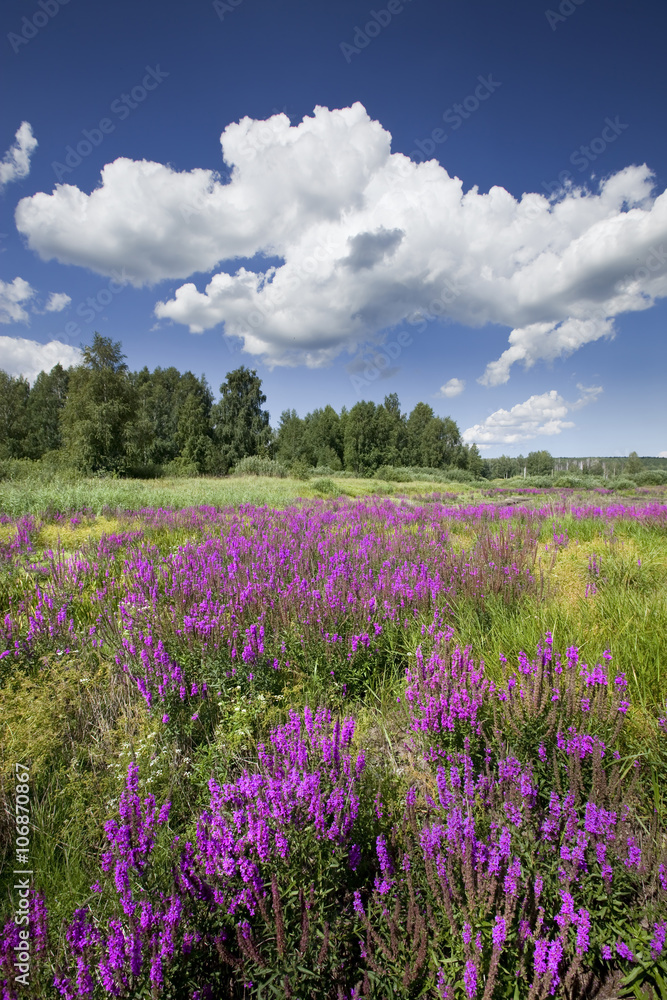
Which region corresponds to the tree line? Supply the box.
[0,334,483,477]
[0,334,650,480]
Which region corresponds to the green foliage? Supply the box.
[126,366,214,470]
[373,465,409,482]
[0,370,30,460]
[274,409,309,465]
[24,364,70,459]
[304,404,345,470]
[404,402,461,468]
[162,456,201,478]
[526,449,554,476]
[175,391,215,473]
[289,457,312,480]
[60,334,136,473]
[625,451,644,475]
[212,366,272,473]
[491,454,521,479]
[465,442,485,478]
[634,470,667,486]
[232,456,289,478]
[311,478,338,496]
[344,400,391,474]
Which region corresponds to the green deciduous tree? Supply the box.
[60,333,136,472]
[491,454,517,479]
[526,450,554,476]
[211,367,271,473]
[24,363,70,460]
[175,391,215,473]
[404,403,461,468]
[465,443,485,478]
[274,409,308,466]
[304,405,345,470]
[343,401,401,475]
[380,393,406,466]
[0,371,30,459]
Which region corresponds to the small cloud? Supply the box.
[0,122,37,192]
[45,292,72,313]
[570,383,603,409]
[438,377,465,398]
[462,385,601,446]
[0,277,35,324]
[659,450,667,458]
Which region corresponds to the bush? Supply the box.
[610,477,637,491]
[289,457,312,480]
[163,457,200,478]
[373,465,396,482]
[553,476,579,488]
[231,456,289,478]
[439,466,476,483]
[634,470,667,486]
[125,463,164,479]
[311,478,338,496]
[373,466,413,483]
[0,458,40,481]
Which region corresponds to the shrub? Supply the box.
[439,466,476,483]
[231,456,289,478]
[554,476,579,488]
[289,457,312,480]
[376,467,411,482]
[163,457,200,478]
[0,459,40,482]
[633,470,667,486]
[311,478,338,496]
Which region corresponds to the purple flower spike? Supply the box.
[463,960,478,998]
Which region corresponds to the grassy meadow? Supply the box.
[0,478,665,999]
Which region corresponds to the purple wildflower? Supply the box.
[650,922,666,958]
[616,941,634,962]
[463,960,478,999]
[492,915,506,950]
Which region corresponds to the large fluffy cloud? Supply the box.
[0,122,37,191]
[0,336,81,383]
[14,103,667,373]
[462,385,602,446]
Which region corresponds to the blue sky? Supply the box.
[1,0,666,456]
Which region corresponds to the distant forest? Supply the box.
[0,334,662,481]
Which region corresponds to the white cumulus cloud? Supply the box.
[462,385,602,446]
[438,377,465,397]
[45,292,72,313]
[0,277,35,324]
[0,336,82,383]
[0,122,38,192]
[14,103,667,373]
